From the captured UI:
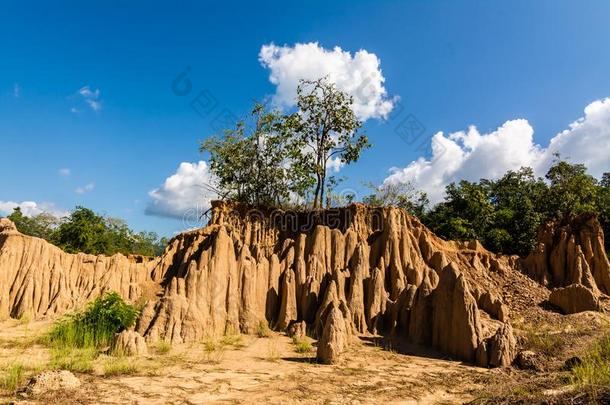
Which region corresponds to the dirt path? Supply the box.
[0,320,488,404]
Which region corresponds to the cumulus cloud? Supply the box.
[327,156,344,173]
[75,183,95,194]
[146,161,217,220]
[541,98,610,177]
[76,85,102,112]
[0,201,68,218]
[58,168,71,177]
[259,42,395,121]
[384,98,610,204]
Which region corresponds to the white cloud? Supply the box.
[0,201,68,218]
[146,161,217,220]
[75,183,95,194]
[58,168,71,177]
[540,98,610,177]
[79,86,100,99]
[13,83,20,98]
[259,42,395,121]
[384,98,610,204]
[85,99,102,112]
[327,156,344,173]
[77,85,102,112]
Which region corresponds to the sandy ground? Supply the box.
[0,319,491,404]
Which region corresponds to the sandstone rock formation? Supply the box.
[5,202,607,368]
[134,202,520,367]
[110,330,149,356]
[286,320,307,338]
[0,218,162,319]
[317,304,349,364]
[522,213,610,314]
[515,350,543,371]
[549,284,600,314]
[523,214,610,293]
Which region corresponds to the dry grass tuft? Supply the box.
[256,321,273,338]
[570,334,610,399]
[266,340,281,362]
[154,340,172,355]
[102,356,140,376]
[292,336,313,354]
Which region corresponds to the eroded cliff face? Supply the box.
[5,204,607,367]
[0,218,161,319]
[522,214,610,314]
[135,202,519,367]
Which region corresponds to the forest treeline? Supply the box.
[5,206,168,256]
[365,159,610,257]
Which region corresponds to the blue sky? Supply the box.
[1,1,610,237]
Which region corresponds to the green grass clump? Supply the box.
[570,334,610,397]
[292,336,313,354]
[49,347,97,373]
[266,340,281,362]
[0,363,25,392]
[524,329,564,357]
[47,292,139,349]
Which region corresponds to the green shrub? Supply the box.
[47,292,139,349]
[202,338,225,363]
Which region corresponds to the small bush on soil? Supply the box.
[18,313,32,325]
[47,292,139,349]
[0,362,25,392]
[570,334,610,397]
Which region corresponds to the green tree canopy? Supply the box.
[5,206,167,256]
[393,160,608,257]
[7,208,59,240]
[201,104,306,206]
[544,157,599,216]
[201,77,369,209]
[289,78,369,208]
[362,181,429,218]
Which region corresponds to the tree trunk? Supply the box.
[313,172,321,209]
[320,166,327,209]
